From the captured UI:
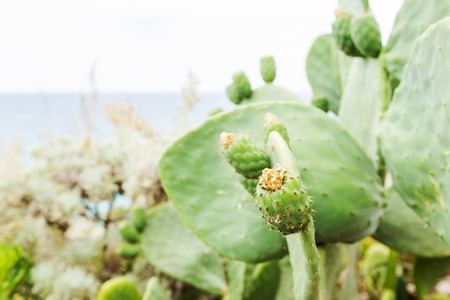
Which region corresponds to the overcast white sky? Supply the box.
[0,0,402,94]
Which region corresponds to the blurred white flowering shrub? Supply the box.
[0,99,186,299]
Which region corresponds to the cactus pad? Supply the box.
[159,101,383,262]
[239,176,258,195]
[118,222,140,244]
[306,34,348,114]
[374,190,450,257]
[260,56,276,84]
[381,17,450,248]
[243,85,302,103]
[119,243,141,259]
[350,14,382,57]
[382,0,450,80]
[332,13,362,57]
[131,207,146,233]
[140,203,227,294]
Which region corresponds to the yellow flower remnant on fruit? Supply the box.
[259,166,285,192]
[219,132,236,151]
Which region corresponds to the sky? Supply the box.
[0,0,402,94]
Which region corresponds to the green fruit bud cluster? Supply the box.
[226,72,253,104]
[332,8,382,58]
[256,166,314,235]
[118,207,147,260]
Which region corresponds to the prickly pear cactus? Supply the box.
[332,10,362,57]
[382,0,450,80]
[158,101,383,262]
[380,17,450,248]
[118,222,140,244]
[263,113,289,145]
[305,34,349,114]
[260,56,276,84]
[226,72,253,104]
[131,207,146,233]
[350,13,382,57]
[373,190,450,257]
[245,85,301,103]
[338,58,389,165]
[221,133,271,179]
[119,243,141,260]
[256,166,313,235]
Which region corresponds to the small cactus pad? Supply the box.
[140,203,227,295]
[338,58,389,165]
[118,222,140,244]
[350,14,382,57]
[263,112,289,145]
[381,17,450,248]
[222,133,271,179]
[382,0,450,80]
[131,207,147,233]
[233,72,252,100]
[119,243,141,259]
[311,95,330,113]
[243,85,302,104]
[226,83,242,104]
[306,34,348,114]
[159,101,383,262]
[374,190,450,257]
[97,277,141,300]
[332,13,362,57]
[260,56,276,84]
[256,166,313,235]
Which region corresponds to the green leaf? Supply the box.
[140,202,227,295]
[414,256,450,297]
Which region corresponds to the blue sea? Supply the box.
[0,92,235,147]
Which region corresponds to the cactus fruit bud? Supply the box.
[350,14,382,58]
[131,207,147,233]
[311,95,330,112]
[226,83,242,104]
[239,176,258,195]
[119,222,140,244]
[332,12,363,57]
[256,166,314,235]
[260,56,276,83]
[119,243,141,259]
[97,277,141,300]
[263,113,290,145]
[233,72,253,99]
[220,132,271,179]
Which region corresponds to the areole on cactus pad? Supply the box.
[158,101,383,263]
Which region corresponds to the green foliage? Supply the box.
[97,277,141,300]
[414,257,450,297]
[142,277,171,300]
[158,101,382,262]
[119,222,140,244]
[131,207,147,233]
[140,202,227,295]
[382,0,450,80]
[306,34,348,114]
[0,244,31,299]
[381,17,450,247]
